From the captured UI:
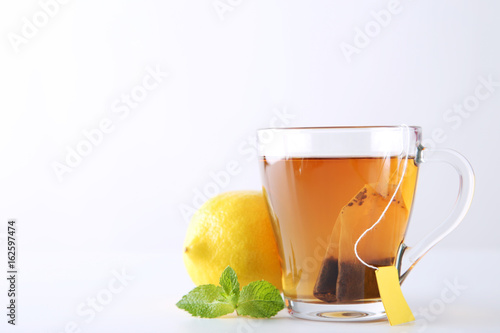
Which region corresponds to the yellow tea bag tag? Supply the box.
[375,266,415,326]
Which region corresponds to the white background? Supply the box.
[0,0,499,332]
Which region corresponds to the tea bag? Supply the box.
[313,181,409,303]
[314,126,415,325]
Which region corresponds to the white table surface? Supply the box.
[2,248,499,333]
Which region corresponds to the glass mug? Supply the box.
[257,126,474,322]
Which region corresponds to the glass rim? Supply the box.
[257,125,421,132]
[257,125,421,158]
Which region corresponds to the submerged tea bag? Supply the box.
[313,182,409,303]
[312,126,415,324]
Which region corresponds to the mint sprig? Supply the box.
[219,265,240,307]
[175,285,234,318]
[176,266,284,318]
[236,281,284,318]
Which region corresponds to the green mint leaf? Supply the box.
[176,285,234,318]
[219,266,240,306]
[236,280,285,318]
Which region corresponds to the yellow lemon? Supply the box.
[183,191,282,290]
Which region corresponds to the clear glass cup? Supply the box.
[257,126,474,322]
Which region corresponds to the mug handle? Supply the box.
[398,145,475,282]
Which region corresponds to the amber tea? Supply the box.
[260,156,418,303]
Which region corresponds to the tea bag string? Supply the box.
[354,124,410,271]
